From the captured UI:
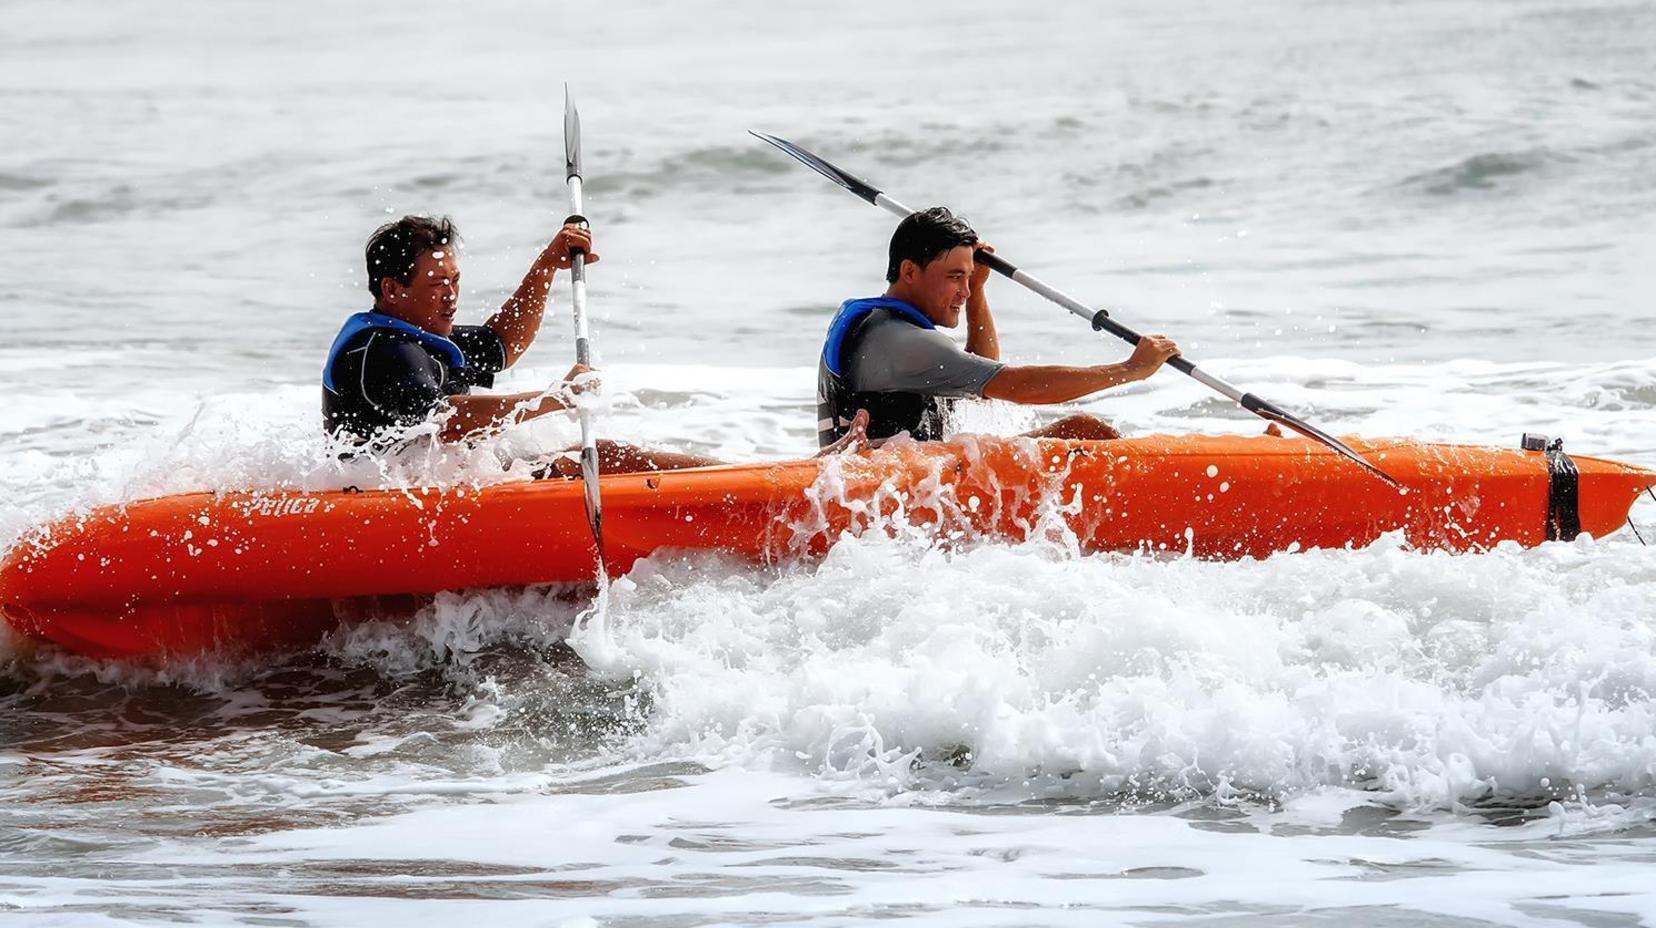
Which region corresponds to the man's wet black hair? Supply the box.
[365,215,460,300]
[886,206,978,283]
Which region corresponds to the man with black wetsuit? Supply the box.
[817,207,1182,448]
[323,215,717,472]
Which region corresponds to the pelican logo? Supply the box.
[235,497,322,518]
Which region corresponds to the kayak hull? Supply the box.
[3,434,1652,660]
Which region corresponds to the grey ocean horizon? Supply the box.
[4,1,1656,925]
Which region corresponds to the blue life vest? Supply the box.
[821,297,935,376]
[816,297,953,447]
[322,311,467,395]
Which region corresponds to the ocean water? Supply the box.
[4,0,1656,924]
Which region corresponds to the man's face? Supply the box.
[902,245,975,327]
[380,248,460,335]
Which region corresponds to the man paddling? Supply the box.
[323,214,717,471]
[818,207,1182,448]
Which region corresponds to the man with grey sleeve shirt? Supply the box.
[817,207,1183,448]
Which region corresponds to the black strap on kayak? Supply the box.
[1545,441,1582,542]
[1523,434,1581,542]
[1629,487,1655,546]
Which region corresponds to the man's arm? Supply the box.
[965,245,999,360]
[982,335,1179,404]
[438,363,594,441]
[440,391,568,441]
[484,224,598,368]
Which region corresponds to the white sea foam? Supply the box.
[563,523,1656,813]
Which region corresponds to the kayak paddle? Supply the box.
[565,87,607,572]
[750,130,1399,488]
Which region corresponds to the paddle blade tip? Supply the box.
[563,87,583,179]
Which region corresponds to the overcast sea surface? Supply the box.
[3,0,1656,925]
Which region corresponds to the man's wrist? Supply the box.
[1113,361,1147,382]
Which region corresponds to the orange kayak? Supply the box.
[3,434,1652,661]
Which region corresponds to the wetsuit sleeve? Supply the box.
[449,325,508,376]
[357,333,448,427]
[848,323,1005,397]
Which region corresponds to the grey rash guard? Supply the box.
[841,310,1004,397]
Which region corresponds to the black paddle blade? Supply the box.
[564,85,583,181]
[749,130,882,205]
[1243,395,1402,488]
